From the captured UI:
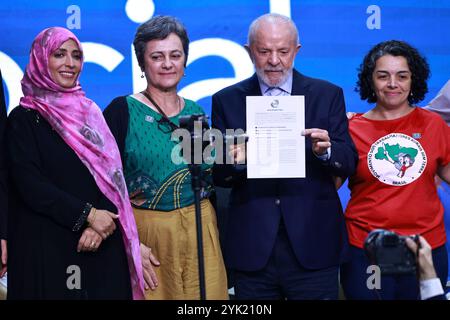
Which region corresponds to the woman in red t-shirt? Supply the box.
[339,40,450,300]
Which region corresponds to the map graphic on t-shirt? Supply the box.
[367,133,427,186]
[375,143,418,178]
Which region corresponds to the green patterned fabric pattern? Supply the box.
[124,96,213,211]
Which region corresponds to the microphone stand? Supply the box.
[180,114,211,300]
[189,162,206,300]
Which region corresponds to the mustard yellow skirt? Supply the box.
[133,199,229,300]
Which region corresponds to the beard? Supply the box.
[256,67,292,87]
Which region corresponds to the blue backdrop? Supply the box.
[1,0,450,208]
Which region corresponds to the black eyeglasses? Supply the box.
[157,117,179,134]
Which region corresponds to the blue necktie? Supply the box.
[266,87,284,96]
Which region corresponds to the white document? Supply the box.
[246,95,305,179]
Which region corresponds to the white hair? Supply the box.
[247,13,299,46]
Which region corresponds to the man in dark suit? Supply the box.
[0,69,8,279]
[211,13,358,299]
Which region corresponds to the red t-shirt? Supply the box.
[345,107,450,249]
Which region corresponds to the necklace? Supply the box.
[141,90,181,117]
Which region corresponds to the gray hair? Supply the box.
[247,13,299,46]
[133,15,190,69]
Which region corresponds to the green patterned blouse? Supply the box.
[124,96,213,211]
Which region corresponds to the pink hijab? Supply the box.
[20,27,145,299]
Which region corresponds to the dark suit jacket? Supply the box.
[211,70,358,271]
[0,70,7,240]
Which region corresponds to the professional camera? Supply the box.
[364,229,419,275]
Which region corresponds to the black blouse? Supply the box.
[6,106,131,299]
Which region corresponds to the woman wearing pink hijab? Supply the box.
[6,27,149,299]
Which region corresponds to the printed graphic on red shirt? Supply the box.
[367,133,427,186]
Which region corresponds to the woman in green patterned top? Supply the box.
[104,15,228,300]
